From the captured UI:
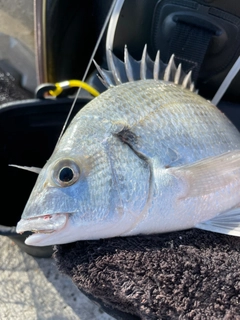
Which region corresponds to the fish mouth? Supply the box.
[16,213,68,236]
[29,228,55,234]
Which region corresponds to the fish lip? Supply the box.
[16,213,69,235]
[30,229,55,234]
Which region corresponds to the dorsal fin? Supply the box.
[95,45,195,91]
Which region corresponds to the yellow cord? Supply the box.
[49,80,100,97]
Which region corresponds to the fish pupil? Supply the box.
[59,167,74,182]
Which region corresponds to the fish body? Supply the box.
[16,50,240,246]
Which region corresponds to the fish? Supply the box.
[16,45,240,246]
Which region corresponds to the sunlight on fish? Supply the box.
[15,42,240,246]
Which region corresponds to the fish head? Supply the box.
[16,122,150,246]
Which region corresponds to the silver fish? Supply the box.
[16,46,240,246]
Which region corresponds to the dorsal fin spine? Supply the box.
[140,44,147,80]
[97,45,195,91]
[124,45,134,82]
[153,51,160,81]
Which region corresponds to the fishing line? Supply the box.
[106,0,125,69]
[56,0,119,145]
[211,56,240,106]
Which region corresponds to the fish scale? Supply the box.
[15,49,240,245]
[71,80,240,166]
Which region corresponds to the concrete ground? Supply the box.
[0,0,34,51]
[0,236,114,320]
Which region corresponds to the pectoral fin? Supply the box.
[196,207,240,237]
[9,164,42,174]
[168,150,240,235]
[169,150,240,198]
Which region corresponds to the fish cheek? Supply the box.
[61,149,117,225]
[106,134,151,224]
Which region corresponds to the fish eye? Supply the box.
[59,167,74,182]
[52,159,80,187]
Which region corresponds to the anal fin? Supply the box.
[196,207,240,237]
